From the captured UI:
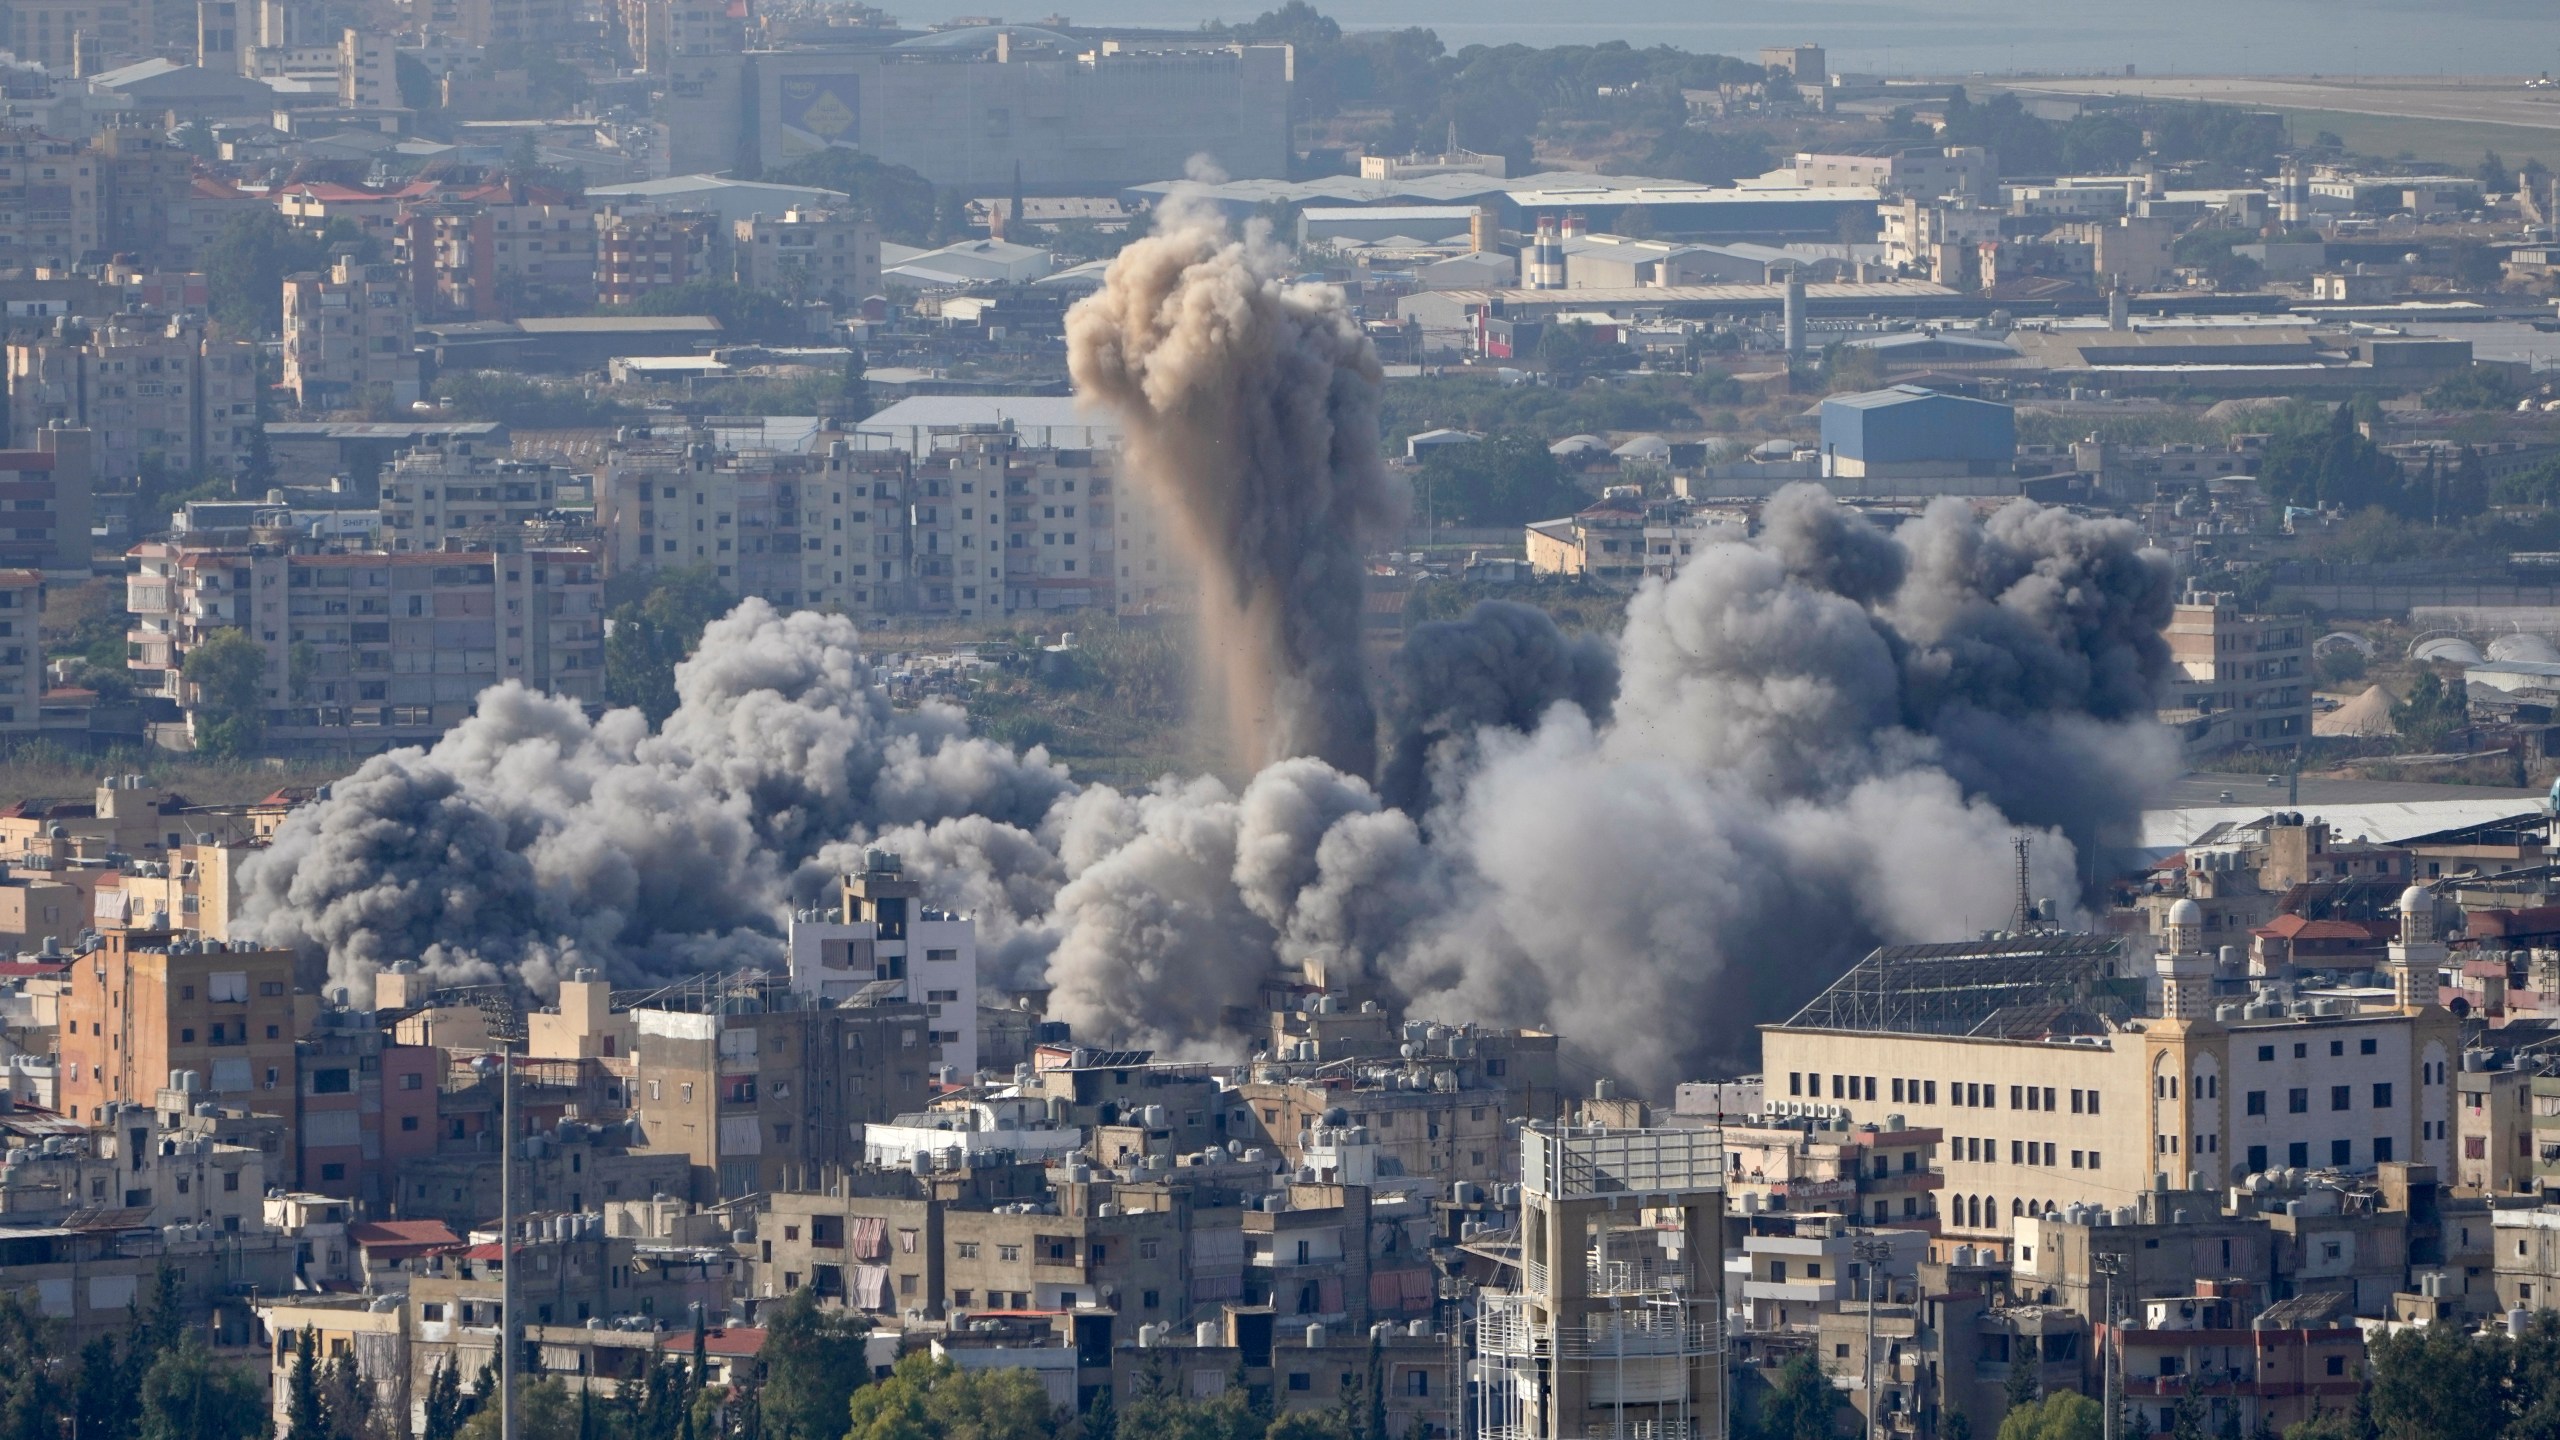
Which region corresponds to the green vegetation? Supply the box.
[757,148,945,246]
[604,567,734,725]
[1378,373,1714,448]
[431,372,641,429]
[181,627,268,759]
[2262,107,2560,177]
[846,1355,1058,1440]
[1737,1353,1842,1440]
[959,618,1205,783]
[0,1269,267,1440]
[1995,1392,2100,1440]
[204,210,375,336]
[2012,410,2219,449]
[1212,2,1759,171]
[2171,227,2263,289]
[692,354,873,419]
[2257,403,2427,518]
[1934,90,2284,179]
[2425,367,2522,411]
[1415,435,1585,526]
[2392,669,2470,751]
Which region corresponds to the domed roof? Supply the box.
[891,23,1073,51]
[2168,897,2204,929]
[2400,884,2434,917]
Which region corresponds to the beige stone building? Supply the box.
[125,541,605,744]
[56,926,301,1136]
[733,208,881,305]
[2160,592,2310,756]
[1760,898,2461,1256]
[598,428,911,613]
[6,314,257,484]
[282,252,421,410]
[377,439,573,551]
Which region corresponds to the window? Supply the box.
[2248,1145,2268,1171]
[2361,1038,2378,1055]
[2373,1083,2394,1109]
[2289,1089,2309,1114]
[2331,1041,2345,1057]
[2327,1356,2346,1376]
[1288,1374,1311,1393]
[401,1073,423,1090]
[2289,1142,2309,1167]
[2332,1085,2352,1112]
[2246,1091,2266,1116]
[2258,1045,2275,1061]
[312,1068,351,1094]
[2294,1043,2308,1059]
[2376,1137,2394,1163]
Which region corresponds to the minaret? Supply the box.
[2157,897,2213,1021]
[2388,884,2446,1011]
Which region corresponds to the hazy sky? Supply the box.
[890,0,2560,78]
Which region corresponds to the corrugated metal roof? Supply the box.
[2140,797,2547,852]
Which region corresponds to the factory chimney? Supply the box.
[2107,283,2130,331]
[1781,268,1805,356]
[1529,215,1564,290]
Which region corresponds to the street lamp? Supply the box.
[1852,1238,1897,1440]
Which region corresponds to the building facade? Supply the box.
[282,252,421,409]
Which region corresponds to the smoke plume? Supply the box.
[236,210,2177,1092]
[1065,209,1402,777]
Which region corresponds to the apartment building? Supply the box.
[1758,902,2460,1254]
[0,0,138,74]
[786,847,979,1077]
[1723,1114,1945,1230]
[598,428,911,612]
[732,207,882,305]
[91,130,201,268]
[594,207,717,306]
[1879,198,2002,283]
[453,0,571,48]
[403,193,598,318]
[55,927,300,1141]
[282,252,421,409]
[628,977,935,1200]
[0,428,90,576]
[125,541,605,743]
[2161,591,2309,755]
[6,315,257,483]
[2113,1284,2365,1438]
[1793,145,1992,198]
[912,435,1118,618]
[378,440,573,551]
[0,129,98,274]
[0,570,36,734]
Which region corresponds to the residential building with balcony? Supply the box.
[786,847,979,1076]
[598,427,910,612]
[0,569,41,733]
[282,252,421,409]
[124,540,605,744]
[378,440,576,552]
[2110,1283,2363,1438]
[1724,1114,1945,1231]
[54,926,300,1144]
[2161,591,2309,757]
[594,207,718,306]
[0,426,93,578]
[6,315,256,483]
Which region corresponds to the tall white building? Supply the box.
[786,848,978,1078]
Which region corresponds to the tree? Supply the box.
[757,149,941,245]
[182,627,267,758]
[2426,366,2519,411]
[2257,405,2407,516]
[617,280,807,345]
[288,1330,328,1440]
[431,372,639,429]
[1415,436,1584,528]
[2478,149,2513,192]
[2366,1322,2508,1440]
[201,209,353,336]
[2004,1337,2041,1413]
[135,1342,265,1440]
[423,1361,466,1440]
[1996,1392,2101,1440]
[603,567,733,725]
[1755,1354,1838,1440]
[2390,669,2468,751]
[844,1355,1061,1440]
[753,1289,871,1440]
[1945,1412,1973,1440]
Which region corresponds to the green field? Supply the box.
[2272,107,2560,172]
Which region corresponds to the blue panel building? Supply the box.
[1817,385,2015,479]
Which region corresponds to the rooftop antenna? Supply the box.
[2012,834,2034,933]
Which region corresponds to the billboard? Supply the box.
[776,72,860,160]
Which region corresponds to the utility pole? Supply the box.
[477,993,526,1440]
[1853,1237,1895,1440]
[2095,1251,2125,1440]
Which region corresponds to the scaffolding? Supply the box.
[1780,934,2128,1038]
[1476,1125,1726,1440]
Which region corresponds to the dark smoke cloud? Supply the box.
[1377,600,1617,812]
[1064,208,1403,777]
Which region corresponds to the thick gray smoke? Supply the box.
[239,603,1071,1001]
[240,486,2171,1090]
[1065,209,1402,777]
[1377,600,1617,813]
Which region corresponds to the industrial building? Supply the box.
[667,35,1293,188]
[1758,897,2461,1255]
[1816,385,2016,480]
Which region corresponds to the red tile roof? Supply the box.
[660,1327,766,1358]
[349,1219,463,1256]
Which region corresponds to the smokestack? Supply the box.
[1470,205,1499,256]
[1559,211,1589,240]
[1530,215,1563,291]
[2107,284,2131,331]
[1782,269,1806,356]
